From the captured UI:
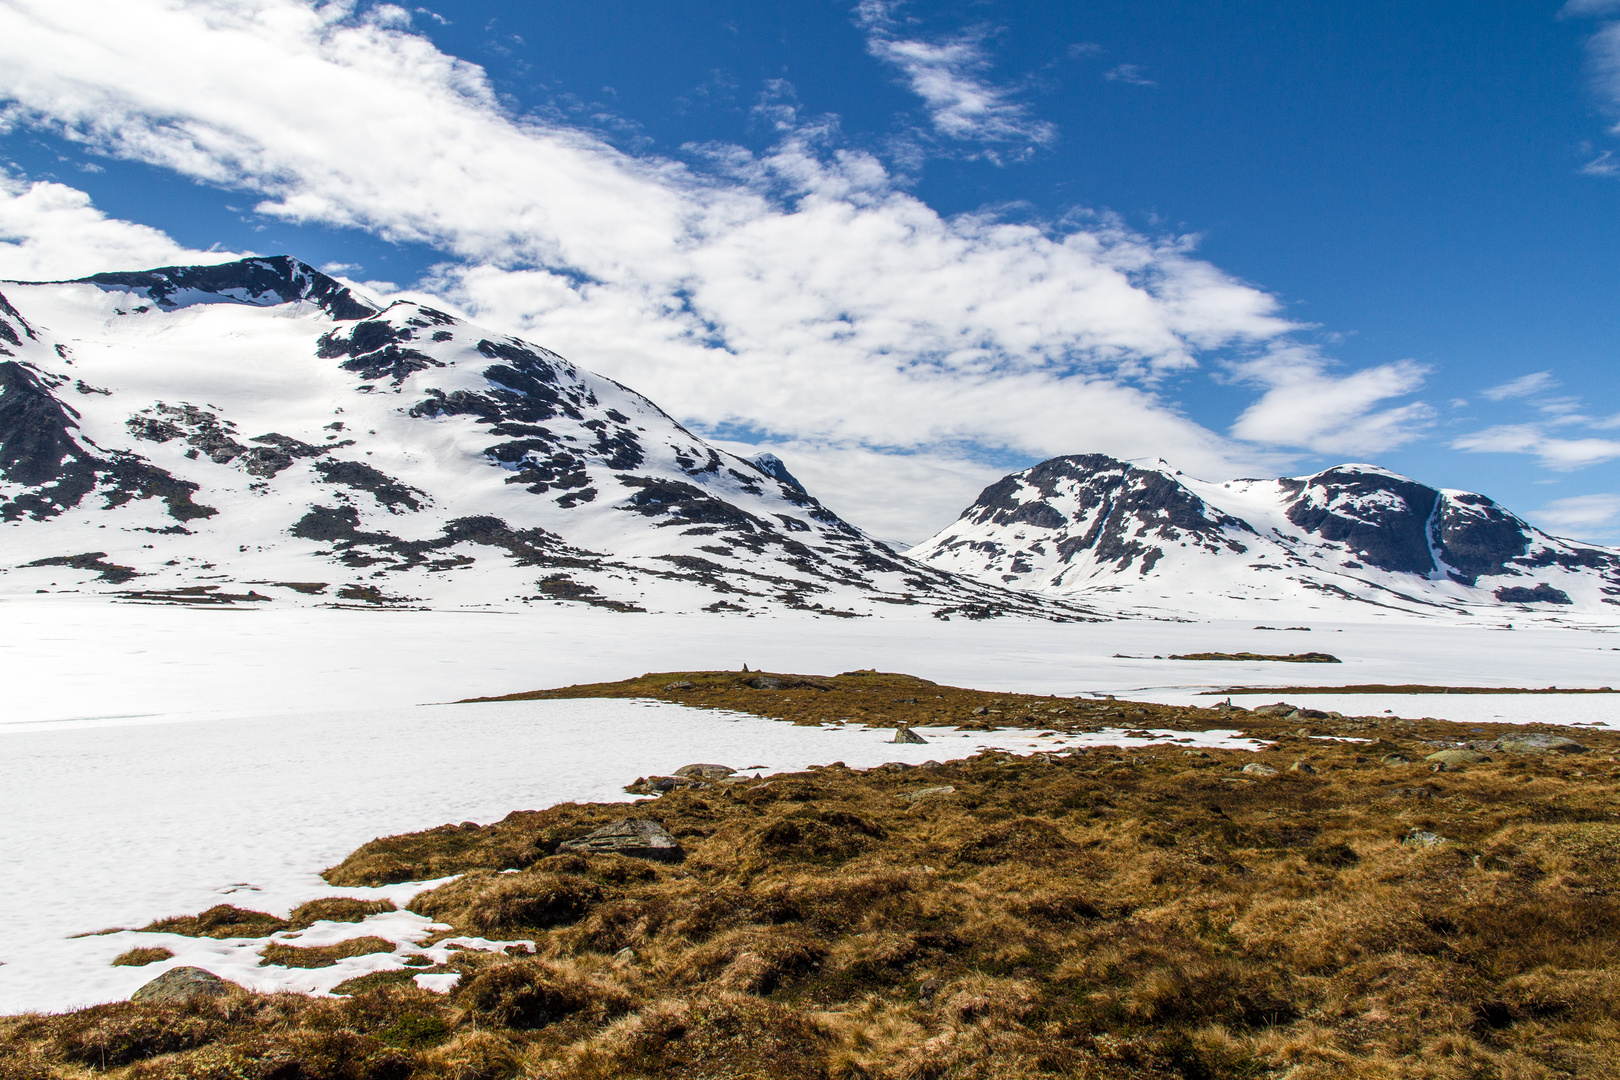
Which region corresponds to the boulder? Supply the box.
[131,966,229,1004]
[556,819,684,863]
[1494,733,1587,755]
[892,727,928,745]
[746,676,784,690]
[1252,703,1299,718]
[1424,748,1491,768]
[674,763,736,780]
[1404,829,1447,848]
[664,680,695,690]
[1242,763,1280,777]
[901,785,956,803]
[1381,753,1411,766]
[1288,761,1318,775]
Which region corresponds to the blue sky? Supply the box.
[1,0,1618,543]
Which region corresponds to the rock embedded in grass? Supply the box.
[130,966,229,1004]
[1494,733,1588,755]
[556,818,684,863]
[1425,748,1491,768]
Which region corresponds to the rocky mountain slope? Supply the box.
[912,454,1620,623]
[0,257,1088,619]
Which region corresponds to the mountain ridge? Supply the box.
[912,453,1620,623]
[0,256,1090,620]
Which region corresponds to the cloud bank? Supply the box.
[0,0,1440,539]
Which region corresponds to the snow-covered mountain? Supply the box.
[0,257,1090,619]
[912,454,1620,623]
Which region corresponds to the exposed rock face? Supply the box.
[0,257,1093,620]
[556,819,684,862]
[913,454,1620,620]
[130,966,229,1004]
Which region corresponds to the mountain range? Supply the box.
[0,257,1082,620]
[2,256,1614,625]
[911,454,1620,622]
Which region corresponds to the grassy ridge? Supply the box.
[6,671,1620,1079]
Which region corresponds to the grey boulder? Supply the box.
[1494,733,1588,755]
[674,763,736,780]
[892,727,928,745]
[131,966,229,1004]
[557,818,684,863]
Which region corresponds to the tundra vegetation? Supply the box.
[5,670,1620,1079]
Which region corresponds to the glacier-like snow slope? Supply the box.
[912,454,1620,625]
[0,257,1084,620]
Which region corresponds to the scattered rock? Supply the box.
[1381,753,1411,766]
[1295,728,1311,737]
[901,786,956,803]
[1494,733,1588,755]
[1288,761,1318,775]
[892,726,928,745]
[1242,763,1280,777]
[1182,749,1210,758]
[556,819,683,863]
[131,966,229,1004]
[1252,703,1300,717]
[970,706,989,717]
[1404,829,1447,848]
[746,676,784,690]
[674,763,736,781]
[1424,748,1490,768]
[664,680,694,690]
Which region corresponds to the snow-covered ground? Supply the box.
[0,695,1259,1014]
[3,598,1616,1015]
[2,598,1614,730]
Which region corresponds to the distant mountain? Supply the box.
[911,454,1620,622]
[0,257,1088,620]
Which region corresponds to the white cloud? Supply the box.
[1103,64,1156,87]
[1227,355,1434,455]
[0,174,241,280]
[854,1,1056,151]
[1531,493,1620,541]
[0,0,1396,536]
[1482,370,1557,400]
[1563,0,1620,17]
[1452,425,1620,469]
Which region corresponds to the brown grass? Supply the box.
[10,669,1620,1078]
[259,936,397,969]
[110,947,173,968]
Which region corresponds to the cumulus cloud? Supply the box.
[0,0,1400,535]
[1452,425,1620,469]
[1482,370,1558,400]
[0,174,240,280]
[1227,355,1434,455]
[854,1,1056,151]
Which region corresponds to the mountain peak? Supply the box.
[63,256,380,321]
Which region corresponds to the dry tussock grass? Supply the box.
[9,669,1620,1078]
